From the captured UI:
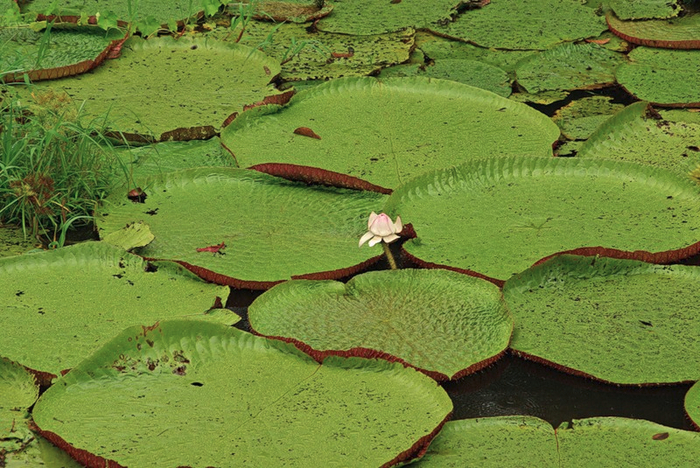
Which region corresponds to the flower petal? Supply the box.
[359,231,374,247]
[368,236,383,247]
[371,213,394,236]
[367,212,378,229]
[383,234,400,244]
[393,216,403,234]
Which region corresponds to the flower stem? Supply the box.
[383,242,398,270]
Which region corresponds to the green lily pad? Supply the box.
[685,380,700,429]
[0,225,36,258]
[223,20,414,81]
[315,0,461,35]
[113,137,236,186]
[577,101,700,176]
[432,0,606,50]
[552,96,625,140]
[97,168,387,288]
[660,109,700,125]
[221,77,560,190]
[381,59,512,97]
[23,35,282,142]
[249,269,513,381]
[0,23,126,83]
[505,255,700,384]
[616,47,700,106]
[509,89,569,105]
[32,320,453,467]
[607,11,700,49]
[0,242,228,376]
[385,157,700,282]
[0,357,38,457]
[411,416,558,467]
[608,0,681,20]
[557,417,700,466]
[515,43,624,94]
[3,435,83,467]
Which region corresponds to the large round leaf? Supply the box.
[432,0,606,50]
[0,24,126,83]
[25,36,282,141]
[411,416,558,467]
[607,11,700,49]
[0,357,38,457]
[552,96,625,140]
[608,0,681,20]
[32,320,453,467]
[0,242,228,376]
[221,77,560,190]
[96,168,387,288]
[515,43,624,94]
[616,47,700,106]
[577,101,700,176]
[504,255,700,384]
[385,157,700,282]
[557,417,700,466]
[249,269,513,381]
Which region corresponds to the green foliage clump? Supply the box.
[0,87,125,245]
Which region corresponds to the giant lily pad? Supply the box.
[221,77,560,190]
[552,96,625,140]
[0,23,126,83]
[23,35,282,141]
[504,255,700,384]
[608,0,681,20]
[0,357,38,458]
[411,416,558,466]
[616,47,700,106]
[607,11,700,49]
[0,241,228,376]
[577,101,700,176]
[557,417,700,465]
[514,43,624,94]
[96,168,387,288]
[32,320,453,467]
[385,157,700,283]
[315,0,462,35]
[249,269,513,381]
[432,0,606,50]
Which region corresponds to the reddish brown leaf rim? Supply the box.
[1,23,129,84]
[511,349,696,387]
[241,89,295,112]
[533,241,700,268]
[251,330,508,382]
[29,422,126,468]
[293,126,322,139]
[136,254,383,290]
[606,13,700,50]
[380,411,452,467]
[249,163,393,194]
[618,83,700,108]
[400,248,506,287]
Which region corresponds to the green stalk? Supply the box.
[383,242,398,270]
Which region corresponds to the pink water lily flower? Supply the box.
[359,212,403,247]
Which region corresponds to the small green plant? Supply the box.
[279,35,331,65]
[0,87,128,246]
[225,0,260,42]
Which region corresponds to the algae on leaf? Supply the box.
[249,269,513,380]
[221,77,560,190]
[32,320,453,467]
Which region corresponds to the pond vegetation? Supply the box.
[2,0,700,465]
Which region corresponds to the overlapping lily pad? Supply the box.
[315,0,462,35]
[607,11,700,49]
[32,320,453,467]
[249,269,513,381]
[385,157,700,283]
[0,357,38,458]
[504,255,700,384]
[411,416,558,466]
[432,0,606,50]
[608,0,681,20]
[221,77,560,190]
[616,47,700,106]
[23,36,282,141]
[577,101,700,176]
[685,380,700,429]
[552,96,625,140]
[0,242,228,376]
[515,43,624,94]
[0,24,127,83]
[97,168,387,288]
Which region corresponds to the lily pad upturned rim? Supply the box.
[606,11,700,49]
[0,21,129,83]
